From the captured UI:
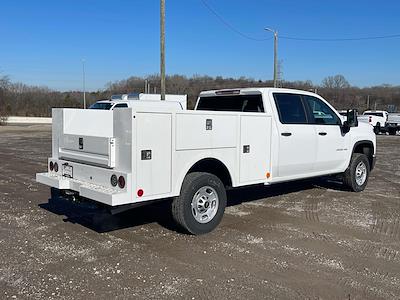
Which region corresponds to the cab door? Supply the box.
[272,93,317,178]
[302,95,349,173]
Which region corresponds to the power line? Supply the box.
[280,34,400,41]
[200,0,400,43]
[199,0,271,42]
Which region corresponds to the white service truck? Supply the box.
[36,88,376,234]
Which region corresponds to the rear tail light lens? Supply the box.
[54,162,59,173]
[369,116,372,122]
[49,161,54,171]
[118,176,125,189]
[110,174,118,187]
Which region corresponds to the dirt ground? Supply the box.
[0,125,399,299]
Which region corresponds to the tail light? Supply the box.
[49,161,54,171]
[137,189,144,197]
[54,162,59,173]
[118,176,125,189]
[369,116,372,122]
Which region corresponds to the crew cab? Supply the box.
[358,110,388,134]
[36,88,376,235]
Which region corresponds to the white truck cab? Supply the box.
[36,88,376,234]
[90,93,187,110]
[358,110,388,134]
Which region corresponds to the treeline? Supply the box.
[0,74,399,117]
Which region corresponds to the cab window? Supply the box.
[273,93,308,124]
[303,96,341,125]
[113,103,128,109]
[196,95,264,113]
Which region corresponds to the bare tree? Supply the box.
[322,75,350,89]
[0,73,399,116]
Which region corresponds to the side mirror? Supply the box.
[341,121,350,134]
[346,109,358,127]
[341,109,358,134]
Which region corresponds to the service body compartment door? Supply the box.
[239,115,271,184]
[136,113,172,197]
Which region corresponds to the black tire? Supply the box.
[50,187,61,200]
[172,172,227,235]
[374,123,380,134]
[388,128,397,135]
[342,153,370,192]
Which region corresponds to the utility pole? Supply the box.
[264,28,278,88]
[145,79,148,93]
[366,95,370,110]
[82,59,86,109]
[160,0,166,100]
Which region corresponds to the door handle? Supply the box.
[281,132,292,137]
[318,132,327,136]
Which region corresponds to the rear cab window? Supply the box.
[113,103,128,109]
[364,112,384,117]
[196,94,264,113]
[89,102,113,110]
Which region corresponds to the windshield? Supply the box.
[89,102,113,110]
[364,112,383,117]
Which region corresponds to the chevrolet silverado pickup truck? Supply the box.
[358,110,388,134]
[36,88,376,234]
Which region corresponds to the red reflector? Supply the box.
[137,189,144,197]
[118,176,125,189]
[49,161,54,171]
[54,162,59,173]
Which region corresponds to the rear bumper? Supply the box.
[36,172,129,206]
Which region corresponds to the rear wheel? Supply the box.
[172,172,226,235]
[373,123,380,134]
[342,153,370,192]
[389,128,397,135]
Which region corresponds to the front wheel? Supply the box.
[342,153,370,192]
[172,172,227,235]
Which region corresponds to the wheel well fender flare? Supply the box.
[350,140,375,169]
[174,157,234,195]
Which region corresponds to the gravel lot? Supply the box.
[0,125,399,299]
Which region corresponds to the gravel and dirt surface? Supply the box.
[0,125,399,299]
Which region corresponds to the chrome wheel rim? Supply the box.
[191,186,219,224]
[355,161,367,186]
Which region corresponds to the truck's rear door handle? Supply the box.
[281,132,292,137]
[318,132,327,136]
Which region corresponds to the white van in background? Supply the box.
[90,93,187,110]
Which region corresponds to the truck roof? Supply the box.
[199,87,321,97]
[363,110,388,113]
